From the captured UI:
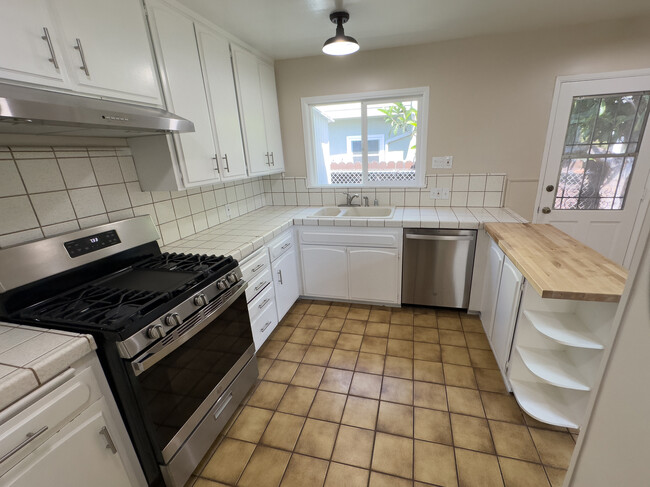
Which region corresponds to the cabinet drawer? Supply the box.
[268,231,294,261]
[251,298,278,350]
[300,228,400,248]
[240,248,270,282]
[0,365,101,475]
[246,267,272,303]
[247,283,275,323]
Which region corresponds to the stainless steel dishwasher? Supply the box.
[402,229,477,308]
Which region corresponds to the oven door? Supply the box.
[128,280,255,464]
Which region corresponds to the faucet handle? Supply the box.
[362,196,369,207]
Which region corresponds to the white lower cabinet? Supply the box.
[2,399,132,487]
[348,248,400,303]
[299,227,402,305]
[272,247,300,320]
[301,246,349,300]
[0,354,145,486]
[491,257,524,377]
[481,239,505,338]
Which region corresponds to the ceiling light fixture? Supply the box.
[322,11,359,56]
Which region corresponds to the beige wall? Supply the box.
[275,15,650,219]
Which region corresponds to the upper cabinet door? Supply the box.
[147,2,220,186]
[195,25,248,180]
[0,0,67,87]
[232,46,271,175]
[258,62,285,172]
[51,0,162,105]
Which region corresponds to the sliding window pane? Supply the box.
[310,103,362,185]
[366,99,418,185]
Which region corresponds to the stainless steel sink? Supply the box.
[341,207,395,218]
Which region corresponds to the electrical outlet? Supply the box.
[432,156,453,169]
[225,205,232,218]
[429,187,450,200]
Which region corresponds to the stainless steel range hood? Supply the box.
[0,83,194,137]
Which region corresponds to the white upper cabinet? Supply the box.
[146,1,220,186]
[232,46,285,175]
[258,62,285,172]
[0,0,66,86]
[51,0,162,104]
[0,0,162,105]
[195,24,248,180]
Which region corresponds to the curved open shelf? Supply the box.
[524,310,604,350]
[516,346,590,391]
[509,379,583,429]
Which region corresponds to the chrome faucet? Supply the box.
[339,192,360,206]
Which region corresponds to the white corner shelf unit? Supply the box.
[507,285,618,429]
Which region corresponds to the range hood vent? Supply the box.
[0,83,194,137]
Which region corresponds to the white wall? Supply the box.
[274,15,650,219]
[568,208,650,485]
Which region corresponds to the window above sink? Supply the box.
[301,87,429,190]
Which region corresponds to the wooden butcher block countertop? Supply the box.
[484,223,628,302]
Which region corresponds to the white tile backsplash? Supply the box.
[0,146,270,248]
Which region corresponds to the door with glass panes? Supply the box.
[536,72,650,267]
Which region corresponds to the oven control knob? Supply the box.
[147,324,166,339]
[164,312,182,327]
[216,279,228,291]
[193,293,208,307]
[227,273,239,284]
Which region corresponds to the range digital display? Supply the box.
[64,230,121,258]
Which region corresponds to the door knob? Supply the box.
[545,185,555,192]
[541,207,551,214]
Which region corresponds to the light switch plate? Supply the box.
[432,156,453,169]
[430,187,450,199]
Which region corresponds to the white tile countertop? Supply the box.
[162,205,526,259]
[0,323,96,411]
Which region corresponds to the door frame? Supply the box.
[534,68,650,266]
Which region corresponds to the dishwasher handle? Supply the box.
[405,234,475,241]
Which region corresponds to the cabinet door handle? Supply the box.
[74,38,90,76]
[41,27,59,69]
[260,321,272,332]
[270,152,275,166]
[258,298,270,309]
[99,426,118,455]
[0,426,48,464]
[265,153,270,166]
[212,155,220,173]
[277,269,283,284]
[222,154,230,172]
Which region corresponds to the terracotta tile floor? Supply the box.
[187,300,577,487]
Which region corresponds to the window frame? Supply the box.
[301,87,429,189]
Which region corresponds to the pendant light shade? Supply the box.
[322,11,359,56]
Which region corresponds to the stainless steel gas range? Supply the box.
[0,216,258,487]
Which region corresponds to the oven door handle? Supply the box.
[131,281,248,376]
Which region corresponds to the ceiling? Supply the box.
[177,0,650,60]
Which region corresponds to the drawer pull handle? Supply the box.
[258,298,270,309]
[254,281,267,291]
[213,392,233,419]
[281,243,291,250]
[99,426,117,455]
[277,269,283,285]
[0,426,48,464]
[261,321,272,332]
[251,264,264,273]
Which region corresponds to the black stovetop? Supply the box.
[9,252,236,337]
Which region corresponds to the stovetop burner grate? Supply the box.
[135,252,227,274]
[20,285,169,327]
